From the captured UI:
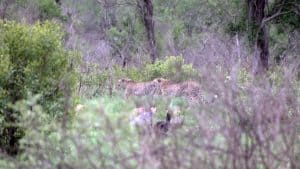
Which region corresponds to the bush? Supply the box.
[37,0,62,20]
[12,96,139,169]
[0,20,77,154]
[114,56,199,82]
[2,94,194,169]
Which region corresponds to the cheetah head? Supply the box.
[152,78,171,85]
[117,78,135,89]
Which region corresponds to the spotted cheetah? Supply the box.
[153,78,208,104]
[117,78,160,98]
[153,78,183,97]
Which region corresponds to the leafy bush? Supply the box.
[114,56,199,82]
[37,0,62,20]
[0,20,77,154]
[0,94,193,169]
[10,96,139,169]
[0,20,77,116]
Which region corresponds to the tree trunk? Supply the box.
[138,0,158,63]
[247,0,269,73]
[55,0,61,6]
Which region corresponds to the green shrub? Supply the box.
[12,96,138,168]
[38,0,61,20]
[0,20,77,116]
[0,20,77,154]
[145,56,198,82]
[7,94,195,168]
[114,56,199,82]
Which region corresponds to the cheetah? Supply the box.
[117,78,160,98]
[153,78,208,104]
[152,78,183,97]
[179,80,203,103]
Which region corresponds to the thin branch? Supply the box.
[261,0,285,28]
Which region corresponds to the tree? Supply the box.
[137,0,158,63]
[247,0,269,72]
[245,0,300,73]
[97,0,158,66]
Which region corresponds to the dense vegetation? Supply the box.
[0,0,299,168]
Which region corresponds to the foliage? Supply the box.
[143,56,198,82]
[77,55,199,97]
[1,66,299,168]
[224,0,247,35]
[0,0,299,168]
[0,93,197,169]
[0,20,78,154]
[269,24,289,60]
[36,0,62,20]
[0,20,77,116]
[225,0,300,63]
[106,8,145,63]
[10,96,138,169]
[77,63,111,97]
[114,56,199,82]
[236,68,252,87]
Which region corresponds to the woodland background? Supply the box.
[0,0,300,169]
